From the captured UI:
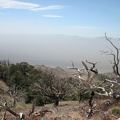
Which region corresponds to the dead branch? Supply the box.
[87,91,95,118]
[3,102,19,117]
[67,61,83,77]
[0,101,54,120]
[29,100,36,116]
[105,33,120,76]
[105,79,120,86]
[68,60,99,117]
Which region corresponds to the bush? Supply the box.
[112,107,120,115]
[25,89,37,104]
[35,95,45,106]
[25,94,34,104]
[80,92,90,102]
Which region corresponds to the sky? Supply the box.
[0,0,120,37]
[0,0,120,72]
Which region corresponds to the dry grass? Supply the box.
[0,100,120,120]
[0,80,9,92]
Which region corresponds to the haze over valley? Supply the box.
[0,34,118,73]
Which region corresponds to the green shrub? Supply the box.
[35,95,45,106]
[79,92,90,102]
[25,89,36,104]
[112,107,120,115]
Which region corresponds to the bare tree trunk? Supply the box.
[54,96,59,107]
[88,91,95,118]
[79,92,82,103]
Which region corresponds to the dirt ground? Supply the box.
[0,100,120,120]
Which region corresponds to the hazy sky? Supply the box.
[0,0,120,37]
[0,0,120,72]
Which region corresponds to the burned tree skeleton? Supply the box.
[68,34,120,118]
[100,33,120,100]
[68,60,98,117]
[101,33,120,77]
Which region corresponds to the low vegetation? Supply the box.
[112,107,120,116]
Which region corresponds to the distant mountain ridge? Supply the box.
[34,65,70,78]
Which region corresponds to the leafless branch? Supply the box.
[68,60,99,117]
[105,79,120,86]
[68,61,83,76]
[29,100,36,116]
[105,33,120,76]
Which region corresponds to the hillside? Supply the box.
[0,63,120,120]
[34,65,73,78]
[0,80,9,92]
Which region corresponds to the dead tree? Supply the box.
[104,33,120,77]
[68,34,120,117]
[68,59,120,117]
[100,33,120,100]
[68,60,98,117]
